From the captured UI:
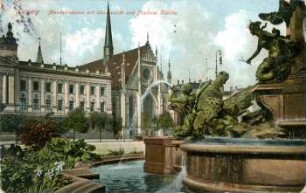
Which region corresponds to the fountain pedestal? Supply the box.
[181,138,306,193]
[255,72,306,128]
[143,137,183,174]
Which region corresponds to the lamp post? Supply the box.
[215,50,222,78]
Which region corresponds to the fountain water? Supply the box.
[127,80,172,138]
[91,160,182,193]
[156,153,187,193]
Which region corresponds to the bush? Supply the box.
[0,139,97,193]
[107,147,125,155]
[20,117,60,149]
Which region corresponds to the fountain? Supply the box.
[145,0,306,192]
[127,80,172,138]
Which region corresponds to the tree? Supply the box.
[142,112,152,136]
[112,116,122,139]
[63,108,88,139]
[90,112,109,142]
[152,115,159,136]
[0,114,23,143]
[20,117,59,149]
[158,111,174,135]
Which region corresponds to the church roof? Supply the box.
[80,44,149,89]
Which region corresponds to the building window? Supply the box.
[69,101,74,111]
[20,80,26,91]
[69,85,74,94]
[90,102,95,112]
[80,85,85,95]
[100,87,105,96]
[33,81,39,91]
[100,102,105,112]
[20,95,27,110]
[46,82,52,92]
[46,98,51,110]
[58,83,63,93]
[80,101,85,111]
[33,98,39,110]
[57,99,63,110]
[90,86,95,95]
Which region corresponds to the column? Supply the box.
[121,91,126,127]
[64,82,68,112]
[2,75,7,104]
[96,85,100,111]
[137,92,141,135]
[86,83,90,111]
[28,78,32,112]
[75,82,80,108]
[40,79,45,112]
[107,84,112,114]
[53,80,57,112]
[8,75,14,105]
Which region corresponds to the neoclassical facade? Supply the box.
[0,23,112,117]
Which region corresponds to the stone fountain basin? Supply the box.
[180,137,306,193]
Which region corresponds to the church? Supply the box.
[80,3,172,137]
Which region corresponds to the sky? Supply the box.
[0,0,304,90]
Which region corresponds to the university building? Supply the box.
[0,23,112,117]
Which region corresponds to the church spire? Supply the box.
[36,37,44,64]
[167,57,172,84]
[103,1,114,65]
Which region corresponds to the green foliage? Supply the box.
[158,111,174,132]
[0,103,6,112]
[112,116,122,138]
[107,147,124,155]
[142,112,151,136]
[1,148,69,193]
[0,114,23,133]
[129,148,144,155]
[20,117,60,149]
[1,138,97,193]
[63,108,89,137]
[89,112,110,141]
[46,138,99,168]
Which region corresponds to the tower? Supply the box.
[36,38,44,63]
[167,58,172,84]
[103,2,114,66]
[0,22,18,59]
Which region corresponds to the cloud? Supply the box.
[214,10,258,88]
[129,0,214,82]
[64,28,104,65]
[214,10,250,63]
